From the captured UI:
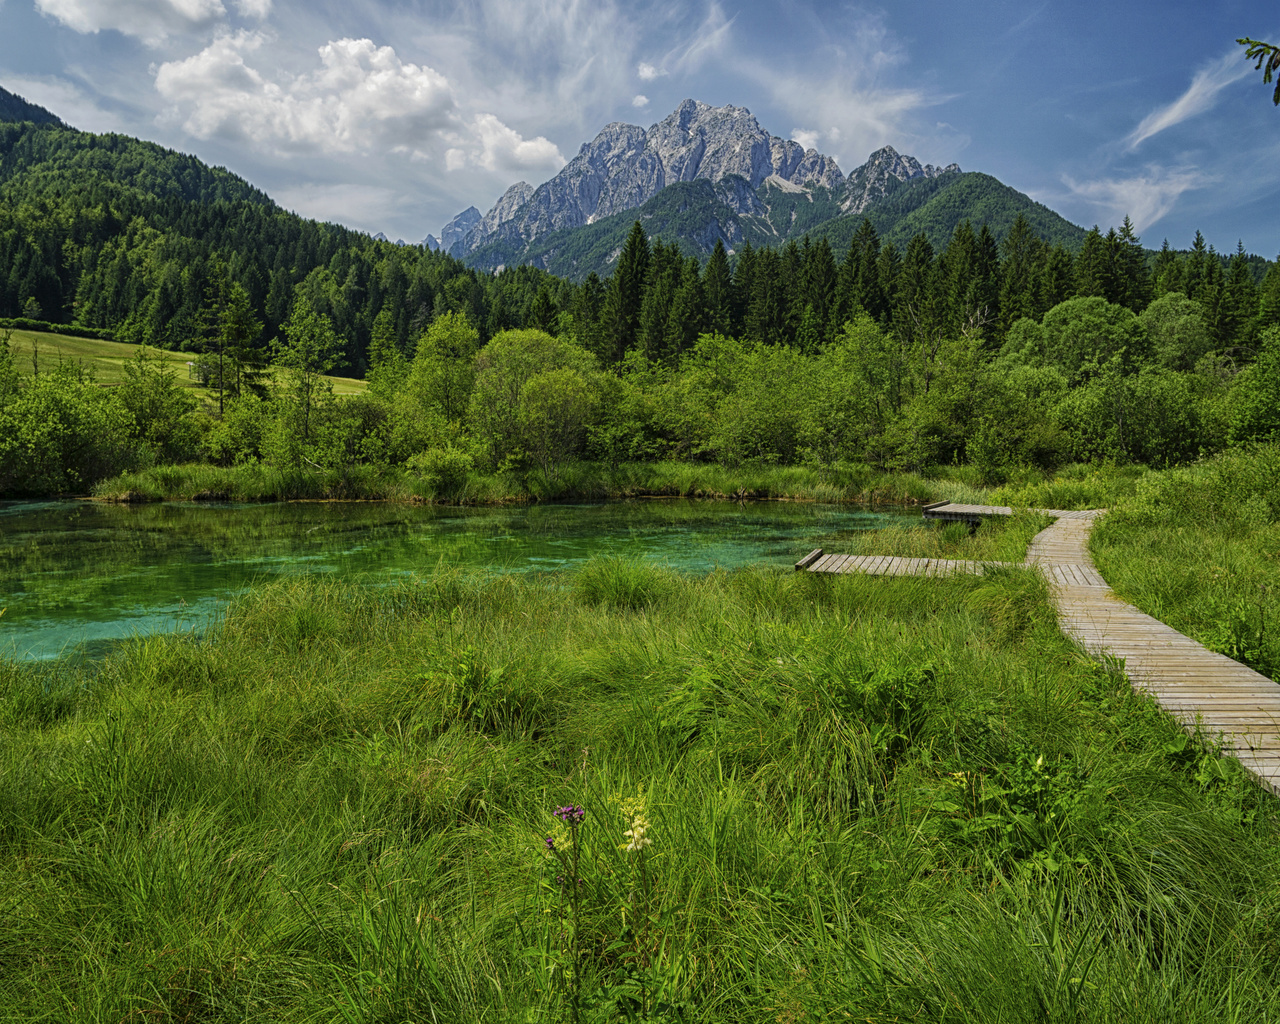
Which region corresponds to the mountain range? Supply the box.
[428,98,1086,281]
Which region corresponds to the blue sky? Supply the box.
[2,0,1277,255]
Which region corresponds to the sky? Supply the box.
[1,0,1278,255]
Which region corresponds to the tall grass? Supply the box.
[1,557,1276,1020]
[1092,443,1280,679]
[92,458,1096,507]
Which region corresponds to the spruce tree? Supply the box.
[998,214,1043,336]
[602,221,650,362]
[703,239,734,335]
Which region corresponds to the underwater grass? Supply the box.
[1,556,1278,1021]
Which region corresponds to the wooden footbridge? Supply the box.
[797,502,1280,795]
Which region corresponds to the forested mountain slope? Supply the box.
[0,90,568,371]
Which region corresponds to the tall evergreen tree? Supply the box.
[732,241,757,337]
[998,213,1043,336]
[703,239,734,335]
[602,221,650,362]
[1115,216,1152,312]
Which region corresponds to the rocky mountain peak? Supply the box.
[841,145,961,215]
[440,206,482,253]
[440,100,950,261]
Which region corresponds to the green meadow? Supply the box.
[3,328,368,395]
[2,480,1279,1021]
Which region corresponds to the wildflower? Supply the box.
[554,804,586,827]
[618,790,654,853]
[544,835,556,853]
[623,815,652,852]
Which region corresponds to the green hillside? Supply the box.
[0,96,570,373]
[0,86,62,126]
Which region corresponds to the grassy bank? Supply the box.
[2,328,368,394]
[91,458,1148,508]
[2,558,1276,1020]
[1092,443,1280,681]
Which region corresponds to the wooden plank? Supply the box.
[795,547,824,571]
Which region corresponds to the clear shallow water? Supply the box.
[0,498,915,661]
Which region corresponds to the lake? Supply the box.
[0,498,916,661]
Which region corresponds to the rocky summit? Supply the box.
[439,99,852,258]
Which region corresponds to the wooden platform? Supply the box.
[922,501,1100,522]
[799,551,1004,577]
[799,504,1280,795]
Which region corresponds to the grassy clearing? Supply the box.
[1092,444,1280,681]
[2,559,1277,1021]
[3,328,368,395]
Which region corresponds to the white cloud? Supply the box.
[1126,51,1253,150]
[155,32,561,172]
[35,0,226,45]
[632,94,649,108]
[637,62,664,81]
[791,128,820,151]
[1063,167,1214,232]
[231,0,269,17]
[469,112,564,173]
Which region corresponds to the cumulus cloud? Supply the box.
[632,94,649,108]
[35,0,226,45]
[637,62,664,81]
[791,128,820,150]
[155,32,562,171]
[468,112,564,172]
[231,0,269,17]
[1063,167,1213,232]
[1126,51,1253,150]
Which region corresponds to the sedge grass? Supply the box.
[1,554,1277,1021]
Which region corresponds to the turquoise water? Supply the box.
[0,499,915,661]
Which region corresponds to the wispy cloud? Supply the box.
[1062,167,1214,232]
[35,0,228,45]
[1126,50,1252,150]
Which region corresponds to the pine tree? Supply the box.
[1259,256,1280,329]
[602,221,650,362]
[664,258,706,361]
[732,241,756,337]
[998,214,1043,335]
[703,239,734,335]
[572,272,607,361]
[1037,245,1075,314]
[1224,241,1261,351]
[1115,216,1152,312]
[747,247,787,345]
[1074,227,1110,300]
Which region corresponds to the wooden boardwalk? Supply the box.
[800,503,1280,795]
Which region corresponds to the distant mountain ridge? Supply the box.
[426,98,1084,281]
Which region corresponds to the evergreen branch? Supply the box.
[1238,37,1280,105]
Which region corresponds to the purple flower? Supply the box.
[544,835,556,852]
[554,804,586,827]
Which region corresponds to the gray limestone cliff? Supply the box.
[451,99,846,257]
